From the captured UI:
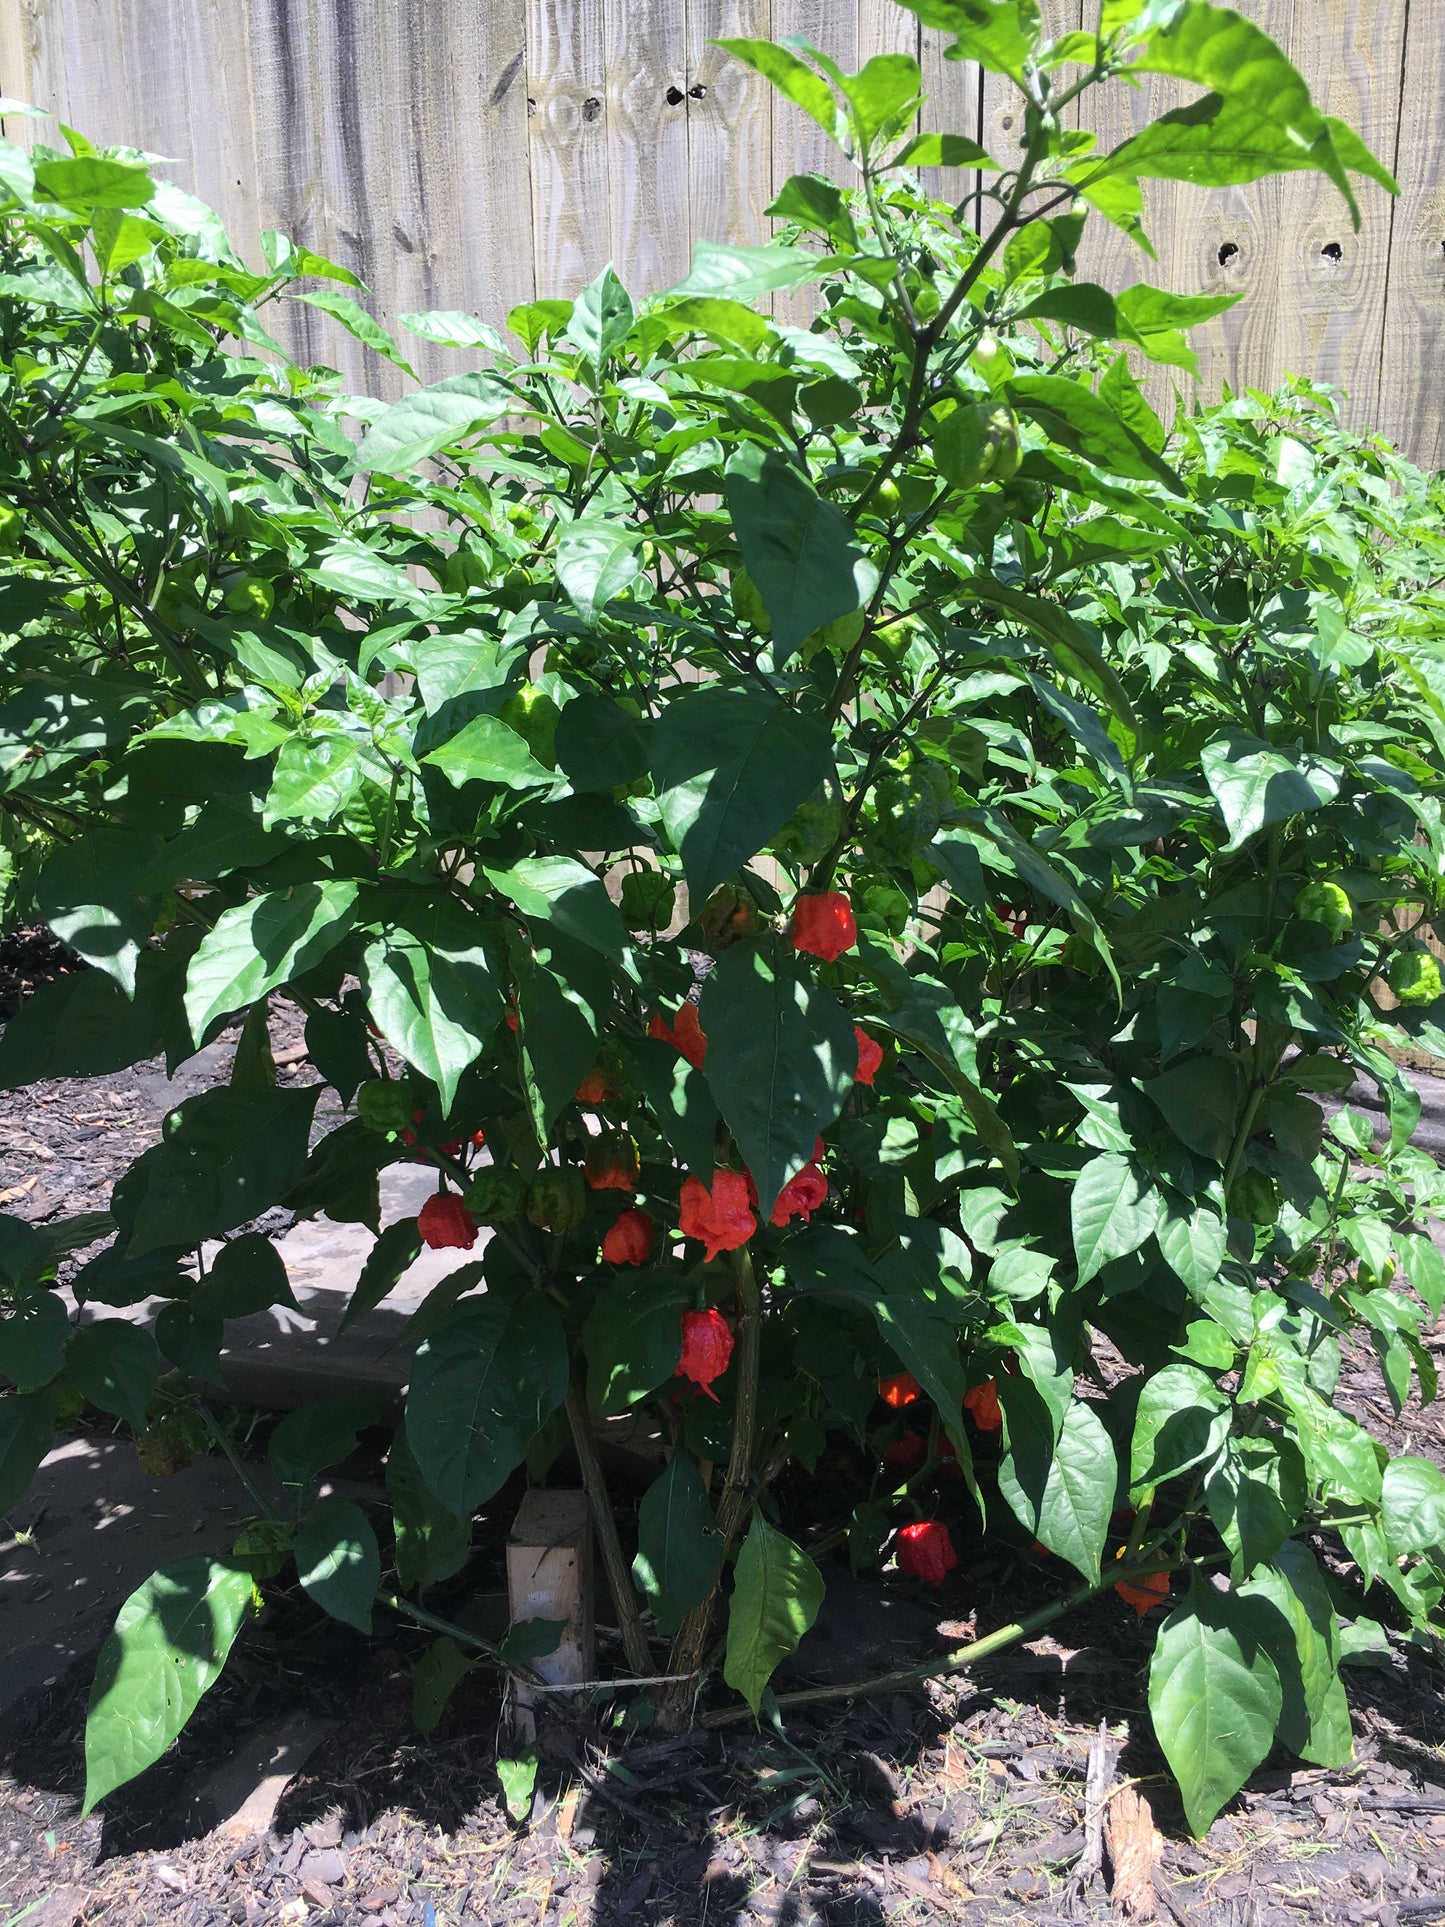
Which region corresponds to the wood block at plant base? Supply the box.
[506,1488,595,1739]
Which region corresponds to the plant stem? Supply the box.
[657,1244,763,1730]
[562,1381,653,1678]
[698,1554,1166,1728]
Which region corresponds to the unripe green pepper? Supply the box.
[499,684,560,766]
[525,1166,587,1231]
[1294,880,1351,938]
[357,1079,416,1134]
[464,1165,529,1224]
[1229,1169,1280,1226]
[223,575,275,621]
[774,789,845,865]
[620,870,676,931]
[1389,949,1442,1007]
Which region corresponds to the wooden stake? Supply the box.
[505,1488,594,1743]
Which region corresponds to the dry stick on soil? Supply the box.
[656,1245,762,1732]
[1069,1721,1119,1911]
[1106,1783,1163,1921]
[561,1381,653,1679]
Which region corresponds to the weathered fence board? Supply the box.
[0,0,1439,461]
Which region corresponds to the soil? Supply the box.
[3,930,1445,1926]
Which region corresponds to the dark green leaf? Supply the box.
[633,1455,724,1632]
[725,445,868,665]
[185,881,360,1045]
[295,1496,379,1633]
[66,1320,158,1431]
[723,1511,825,1715]
[583,1269,689,1416]
[268,1391,382,1493]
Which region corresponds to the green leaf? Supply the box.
[1381,1455,1445,1558]
[625,1039,719,1180]
[361,898,502,1112]
[1201,732,1343,852]
[0,1290,69,1392]
[35,155,152,209]
[564,264,634,366]
[264,735,365,827]
[192,1233,299,1320]
[1071,1152,1161,1287]
[496,1751,538,1823]
[725,445,868,665]
[712,40,841,142]
[666,238,831,304]
[340,1219,424,1336]
[397,310,505,349]
[486,856,629,963]
[723,1511,826,1716]
[133,797,289,894]
[893,0,1040,82]
[1156,1201,1227,1298]
[268,1391,382,1493]
[65,1320,158,1431]
[36,830,156,995]
[1238,1541,1351,1767]
[293,289,415,374]
[998,1394,1116,1582]
[553,694,650,791]
[633,1455,724,1631]
[83,1558,255,1813]
[699,941,855,1213]
[411,1635,480,1733]
[1143,1055,1242,1165]
[295,1496,379,1633]
[892,131,996,169]
[405,1283,569,1516]
[1131,1362,1230,1497]
[354,372,516,473]
[117,1087,320,1258]
[1205,1435,1306,1579]
[555,517,644,624]
[839,52,922,150]
[583,1269,689,1417]
[1007,374,1184,493]
[154,1302,223,1383]
[1148,1582,1283,1838]
[420,712,556,791]
[388,1428,470,1597]
[0,955,170,1088]
[0,1386,58,1515]
[653,687,832,901]
[184,881,360,1045]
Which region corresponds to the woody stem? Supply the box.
[563,1380,654,1678]
[656,1242,762,1730]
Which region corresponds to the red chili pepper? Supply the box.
[769,1161,828,1227]
[1115,1566,1171,1617]
[963,1379,1002,1435]
[679,1170,755,1262]
[648,1002,707,1069]
[896,1520,957,1585]
[676,1307,734,1400]
[854,1027,884,1086]
[574,1065,616,1105]
[791,891,858,963]
[878,1372,923,1410]
[602,1207,654,1267]
[417,1192,478,1251]
[883,1432,927,1474]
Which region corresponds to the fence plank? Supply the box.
[1377,0,1445,467]
[1274,0,1405,435]
[686,1,774,257]
[604,0,692,294]
[527,0,611,300]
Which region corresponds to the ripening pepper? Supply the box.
[676,1306,734,1400]
[896,1520,957,1585]
[769,1161,828,1227]
[574,1054,622,1105]
[525,1166,588,1231]
[879,1372,922,1409]
[418,1192,479,1251]
[854,1028,884,1087]
[585,1133,640,1193]
[649,1002,707,1069]
[1114,1548,1171,1616]
[602,1207,654,1267]
[357,1080,418,1134]
[697,883,760,952]
[791,891,858,963]
[963,1379,1002,1435]
[464,1166,528,1224]
[678,1170,755,1262]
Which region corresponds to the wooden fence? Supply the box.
[0,1,1441,465]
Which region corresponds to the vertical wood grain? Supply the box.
[1274,0,1405,433]
[604,0,691,293]
[917,27,982,215]
[856,0,918,67]
[527,0,611,300]
[686,0,774,255]
[1376,0,1445,465]
[770,0,856,321]
[0,0,36,127]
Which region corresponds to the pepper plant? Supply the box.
[1,1,1443,1840]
